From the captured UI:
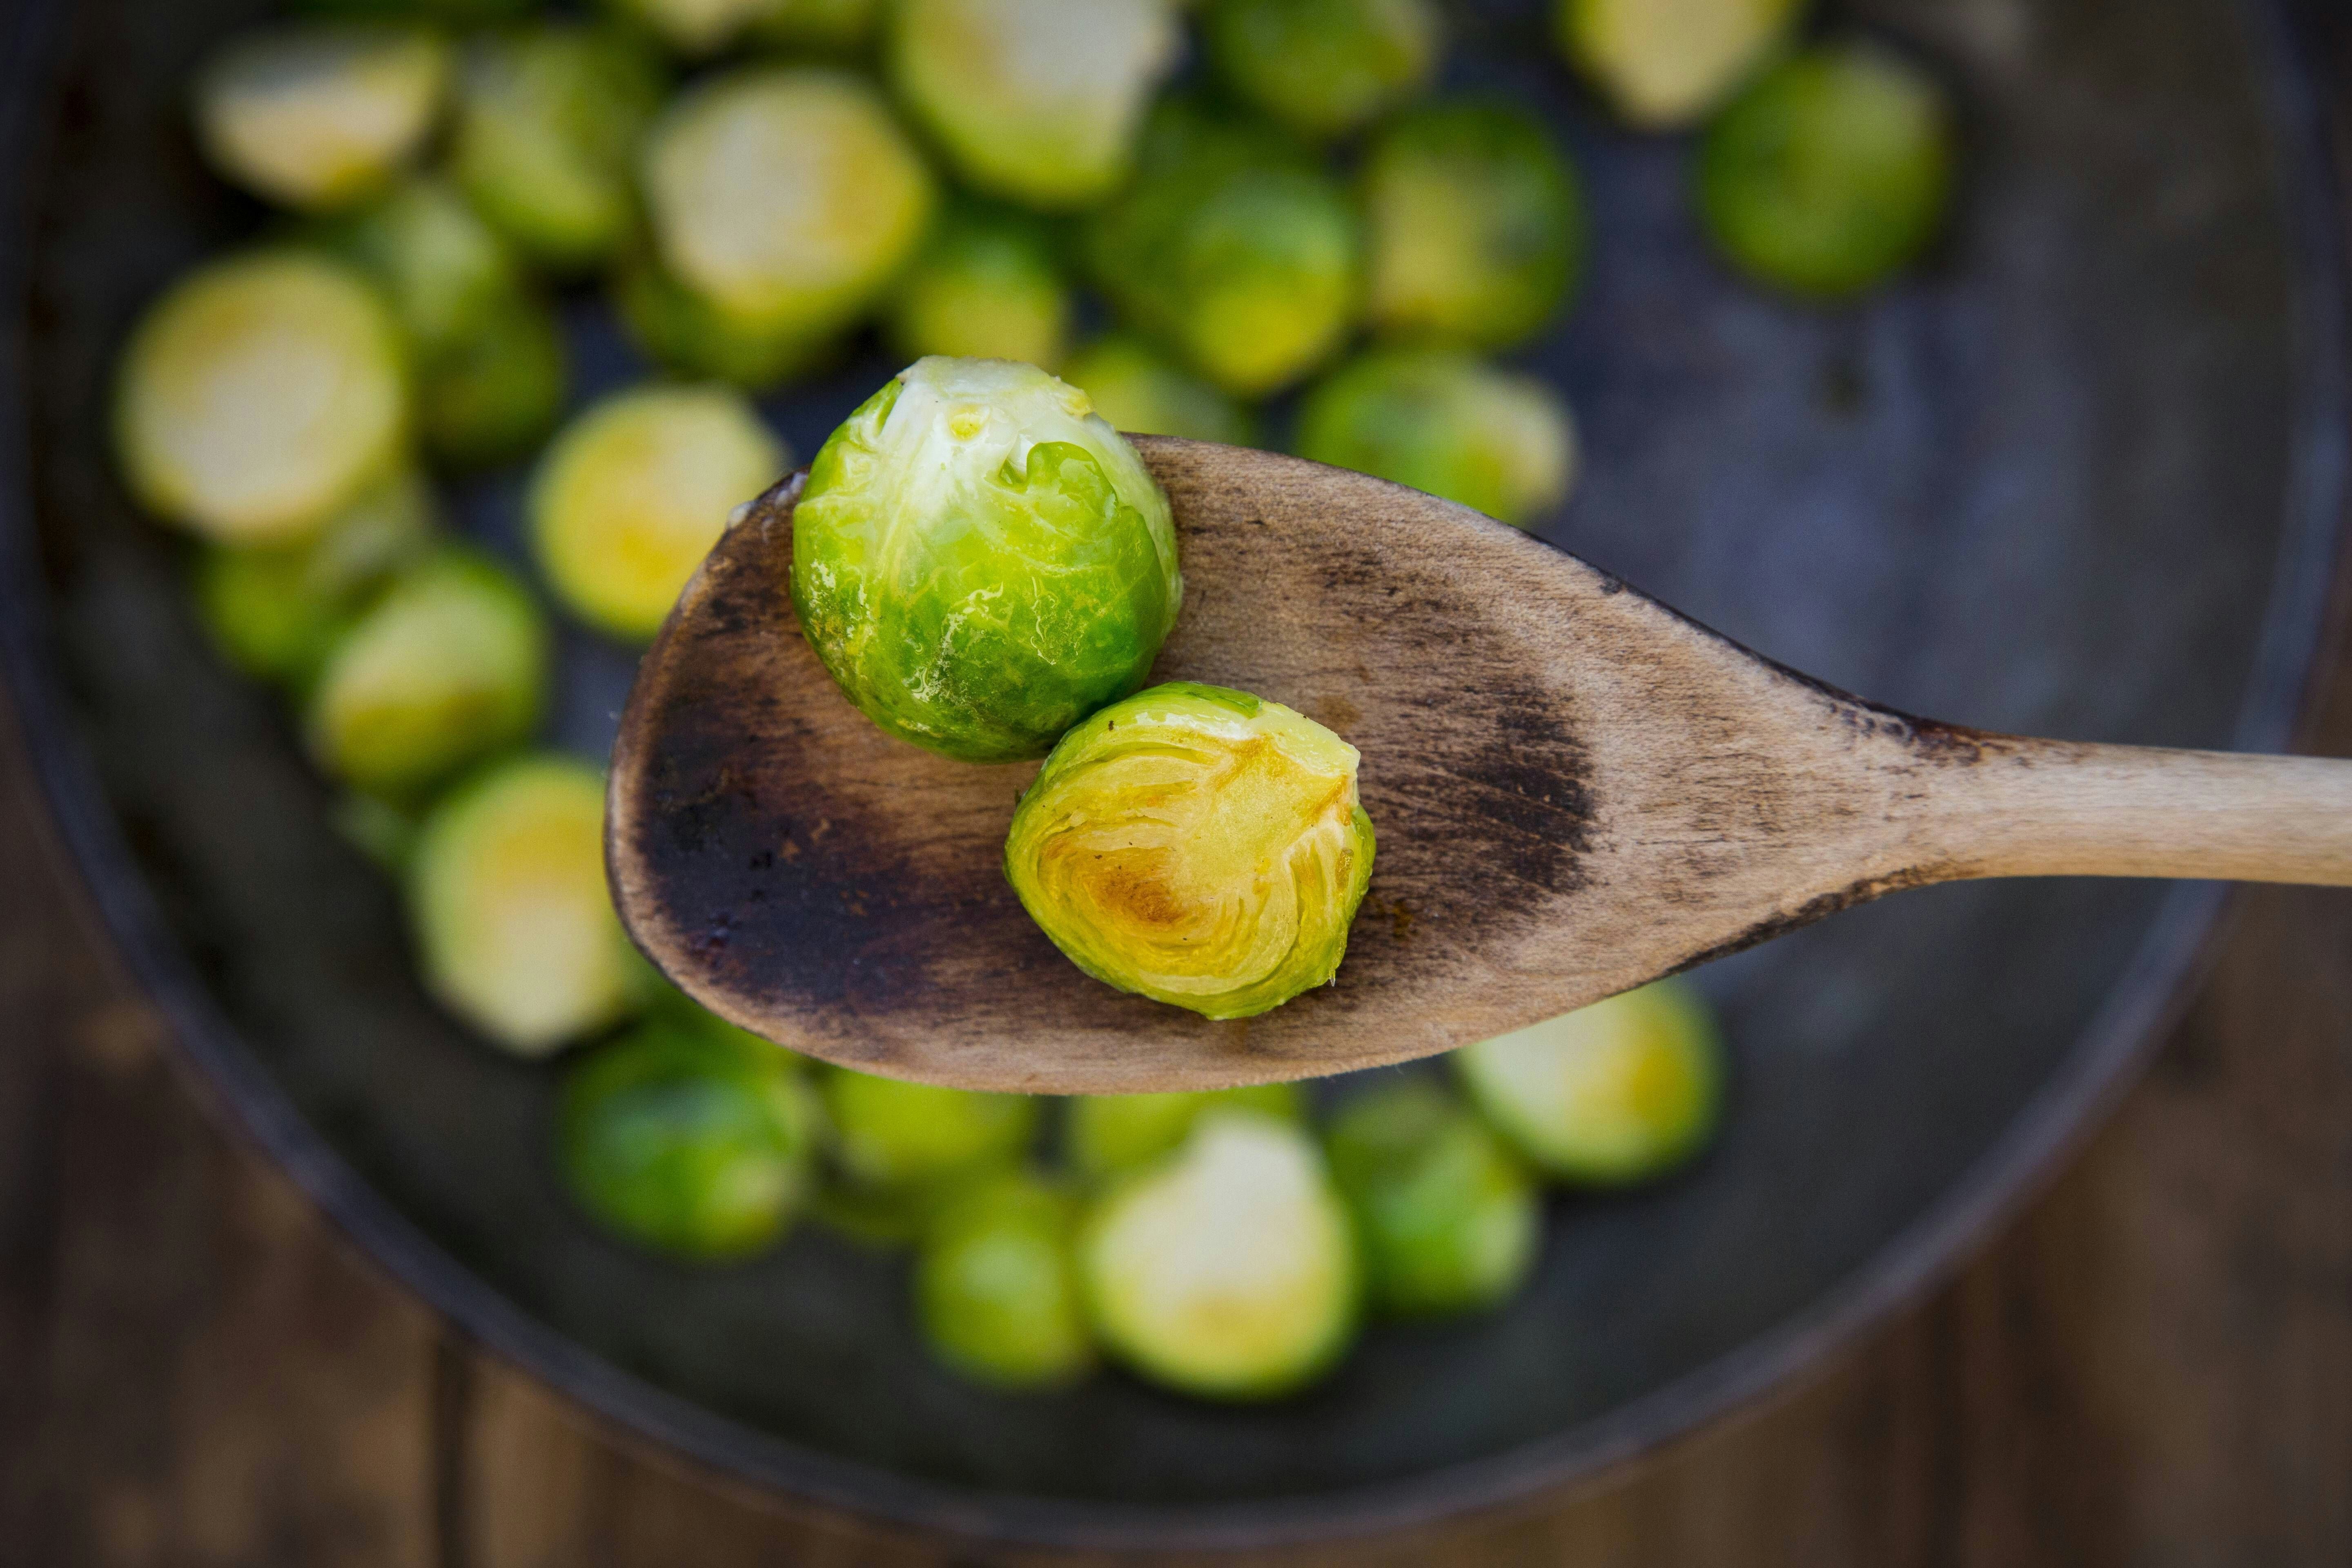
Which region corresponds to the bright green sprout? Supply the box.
[1206,0,1442,143]
[1560,0,1806,130]
[886,201,1072,372]
[822,1069,1040,1194]
[1061,335,1258,446]
[1064,1084,1304,1183]
[194,22,450,212]
[915,1170,1094,1389]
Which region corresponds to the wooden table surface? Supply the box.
[1,635,2348,1566]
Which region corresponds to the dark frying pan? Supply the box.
[3,0,2348,1551]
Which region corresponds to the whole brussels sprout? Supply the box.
[560,1014,818,1260]
[1325,1080,1540,1318]
[1698,41,1955,299]
[914,1170,1093,1389]
[1205,0,1442,143]
[821,1069,1039,1192]
[529,385,788,641]
[790,358,1181,763]
[116,249,410,546]
[886,201,1071,371]
[1454,980,1725,1186]
[1295,348,1579,529]
[1362,101,1585,352]
[1065,1083,1304,1182]
[749,0,881,52]
[886,0,1178,211]
[1004,682,1375,1020]
[410,753,646,1054]
[1561,0,1805,130]
[1083,98,1361,397]
[1080,1111,1359,1399]
[193,22,450,213]
[1061,335,1258,447]
[601,0,782,56]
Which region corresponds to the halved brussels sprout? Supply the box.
[1454,980,1725,1186]
[749,0,880,51]
[1698,41,1954,299]
[559,1013,818,1260]
[602,0,782,56]
[821,1069,1040,1191]
[116,249,409,545]
[886,0,1178,211]
[410,753,644,1054]
[307,546,548,798]
[1325,1080,1540,1318]
[915,1170,1093,1389]
[1295,347,1578,528]
[1560,0,1805,130]
[1083,99,1361,397]
[1061,335,1258,447]
[790,358,1181,763]
[1205,0,1442,143]
[194,22,450,212]
[449,25,667,271]
[1065,1083,1304,1182]
[885,201,1071,371]
[614,253,835,391]
[1080,1111,1358,1399]
[1004,682,1376,1020]
[530,385,787,642]
[1362,101,1585,352]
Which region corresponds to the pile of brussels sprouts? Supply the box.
[111,0,1953,1399]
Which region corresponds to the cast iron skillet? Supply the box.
[3,0,2348,1550]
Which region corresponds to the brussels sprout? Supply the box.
[885,201,1071,371]
[1362,102,1584,352]
[1004,682,1375,1020]
[1455,980,1724,1186]
[449,25,667,272]
[1697,42,1954,299]
[1325,1080,1540,1318]
[1065,1083,1304,1182]
[614,253,835,391]
[914,1170,1093,1389]
[410,753,645,1054]
[530,385,787,642]
[115,249,409,546]
[748,0,880,51]
[887,0,1178,211]
[1295,348,1578,528]
[821,1069,1040,1192]
[1061,335,1258,446]
[333,790,423,873]
[416,294,570,468]
[1080,1111,1358,1399]
[602,0,783,56]
[560,1014,818,1259]
[1560,0,1804,130]
[1205,0,1441,143]
[1083,99,1361,397]
[193,23,450,213]
[790,358,1181,763]
[307,546,548,798]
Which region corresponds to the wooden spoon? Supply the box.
[607,438,2352,1094]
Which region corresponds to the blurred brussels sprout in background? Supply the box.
[529,385,786,641]
[614,254,832,390]
[822,1070,1040,1192]
[1325,1080,1539,1318]
[1698,41,1954,299]
[116,249,409,546]
[1205,0,1441,143]
[1084,99,1361,397]
[306,546,548,798]
[1362,101,1584,352]
[914,1170,1093,1389]
[602,0,782,56]
[790,358,1180,762]
[885,200,1071,371]
[1065,1084,1304,1182]
[560,1013,818,1260]
[1061,334,1257,446]
[1296,347,1578,528]
[450,25,666,272]
[1080,1112,1358,1399]
[1004,683,1374,1020]
[749,0,881,52]
[887,0,1178,211]
[1456,981,1724,1186]
[193,22,449,213]
[416,294,570,468]
[1560,0,1805,130]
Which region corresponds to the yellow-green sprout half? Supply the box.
[116,249,409,546]
[194,22,450,212]
[1560,0,1805,130]
[1296,348,1579,529]
[1206,0,1443,143]
[915,1170,1094,1389]
[602,0,786,56]
[410,753,645,1055]
[1080,1111,1359,1399]
[1004,683,1375,1020]
[885,200,1071,371]
[1062,334,1258,446]
[1064,1083,1304,1183]
[1454,980,1725,1186]
[530,385,787,642]
[887,0,1178,211]
[791,358,1181,763]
